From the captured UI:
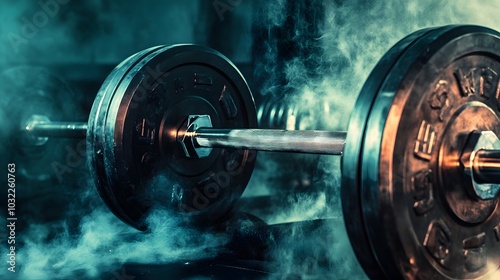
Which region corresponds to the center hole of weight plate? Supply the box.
[160,96,221,176]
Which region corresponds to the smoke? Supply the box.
[1,179,228,279]
[0,1,246,279]
[0,0,253,65]
[246,0,500,279]
[2,0,500,279]
[18,209,227,279]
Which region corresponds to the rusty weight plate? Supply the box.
[345,25,500,279]
[87,45,257,230]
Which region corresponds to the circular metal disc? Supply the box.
[0,66,84,183]
[341,27,436,279]
[88,45,257,230]
[344,25,500,279]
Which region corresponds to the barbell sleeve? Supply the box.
[25,121,88,138]
[473,149,500,184]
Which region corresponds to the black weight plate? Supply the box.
[88,45,257,230]
[0,66,84,184]
[357,25,500,279]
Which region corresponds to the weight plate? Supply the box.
[0,66,84,183]
[341,27,436,279]
[88,45,257,230]
[350,25,500,279]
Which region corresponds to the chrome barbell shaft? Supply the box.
[473,149,500,184]
[22,115,500,188]
[192,127,500,189]
[25,121,87,138]
[193,128,347,155]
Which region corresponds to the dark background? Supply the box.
[1,0,499,279]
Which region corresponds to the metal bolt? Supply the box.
[460,131,500,200]
[177,115,213,158]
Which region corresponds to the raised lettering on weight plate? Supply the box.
[454,68,476,97]
[174,77,185,94]
[414,120,436,161]
[454,67,499,99]
[428,80,451,121]
[463,233,487,272]
[424,221,452,269]
[136,118,155,145]
[194,73,213,86]
[219,85,238,119]
[478,68,498,99]
[411,169,434,215]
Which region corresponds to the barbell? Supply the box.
[9,25,500,279]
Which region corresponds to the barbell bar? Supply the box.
[188,122,500,188]
[9,25,500,279]
[25,118,347,155]
[24,114,500,201]
[24,115,500,189]
[25,118,87,138]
